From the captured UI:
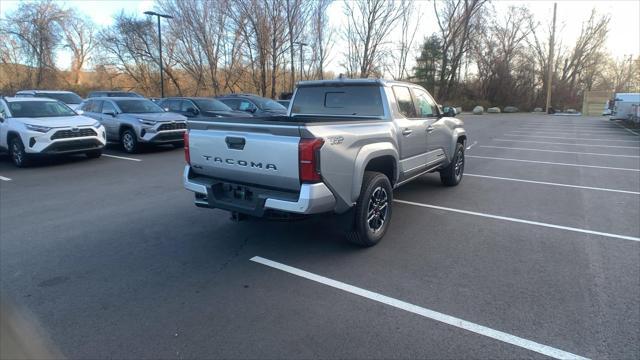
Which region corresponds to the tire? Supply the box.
[9,136,30,168]
[120,129,139,153]
[86,150,102,159]
[440,142,465,186]
[346,171,393,247]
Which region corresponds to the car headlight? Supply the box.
[138,118,157,126]
[25,124,51,133]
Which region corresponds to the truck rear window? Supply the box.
[292,85,384,117]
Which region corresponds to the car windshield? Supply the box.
[257,99,287,111]
[115,99,164,113]
[193,99,232,112]
[35,92,83,104]
[8,101,77,118]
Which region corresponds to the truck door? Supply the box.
[412,88,449,163]
[391,85,429,179]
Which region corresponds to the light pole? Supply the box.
[293,41,308,82]
[144,11,173,98]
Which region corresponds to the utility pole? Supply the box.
[294,41,308,83]
[545,3,557,114]
[144,11,174,98]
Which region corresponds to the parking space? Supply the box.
[1,114,638,359]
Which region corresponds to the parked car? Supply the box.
[158,97,247,119]
[79,97,187,153]
[15,90,84,111]
[0,97,106,167]
[87,91,144,99]
[183,79,466,246]
[276,100,290,108]
[215,94,287,117]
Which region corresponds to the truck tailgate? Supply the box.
[188,120,302,191]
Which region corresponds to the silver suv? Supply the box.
[79,97,187,153]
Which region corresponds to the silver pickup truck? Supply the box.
[183,79,466,246]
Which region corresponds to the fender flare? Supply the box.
[351,142,399,203]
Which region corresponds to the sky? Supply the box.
[1,0,639,73]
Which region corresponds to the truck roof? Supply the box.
[296,78,414,87]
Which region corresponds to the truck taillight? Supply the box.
[184,131,190,165]
[299,138,324,183]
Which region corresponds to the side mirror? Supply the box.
[103,111,116,117]
[76,109,84,115]
[186,107,199,115]
[248,107,257,113]
[443,106,456,117]
[0,116,4,123]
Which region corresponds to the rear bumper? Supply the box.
[183,165,335,216]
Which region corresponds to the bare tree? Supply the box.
[61,10,96,85]
[1,0,68,87]
[342,0,406,78]
[390,1,419,80]
[434,0,488,100]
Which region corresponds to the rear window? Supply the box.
[292,85,384,117]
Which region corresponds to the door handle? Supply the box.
[402,128,413,136]
[426,126,435,133]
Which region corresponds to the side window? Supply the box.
[238,100,254,111]
[180,100,196,112]
[82,100,97,112]
[392,86,416,118]
[102,101,115,114]
[165,100,180,111]
[222,99,240,110]
[412,89,437,118]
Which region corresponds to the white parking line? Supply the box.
[493,139,640,149]
[102,154,142,162]
[466,141,477,150]
[503,134,640,142]
[509,129,637,136]
[250,256,589,360]
[467,155,640,172]
[478,145,640,158]
[394,200,640,242]
[612,121,640,135]
[465,173,640,195]
[0,175,11,181]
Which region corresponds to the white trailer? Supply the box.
[609,93,640,122]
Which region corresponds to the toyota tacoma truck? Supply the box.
[183,79,466,246]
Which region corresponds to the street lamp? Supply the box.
[293,41,308,82]
[144,11,173,98]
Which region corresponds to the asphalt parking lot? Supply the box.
[1,113,638,359]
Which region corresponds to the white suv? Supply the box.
[0,97,106,167]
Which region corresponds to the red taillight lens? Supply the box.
[299,138,324,183]
[183,131,190,164]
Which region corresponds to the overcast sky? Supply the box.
[1,0,638,73]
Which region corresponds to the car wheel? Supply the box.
[440,142,464,186]
[346,171,393,247]
[121,129,138,153]
[86,150,102,159]
[9,137,30,168]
